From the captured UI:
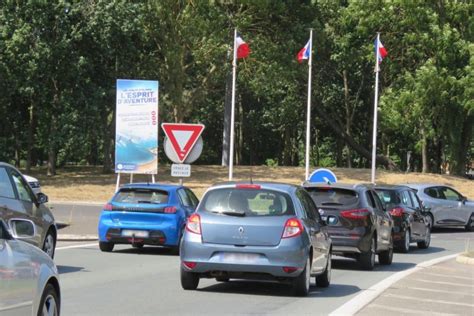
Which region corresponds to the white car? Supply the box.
[23,174,42,195]
[0,218,61,315]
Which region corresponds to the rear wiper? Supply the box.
[321,202,344,206]
[137,200,161,204]
[212,210,246,217]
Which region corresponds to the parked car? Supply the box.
[98,183,199,253]
[303,182,393,270]
[23,174,42,195]
[0,218,61,315]
[180,182,333,297]
[375,185,431,252]
[0,162,57,259]
[406,183,474,231]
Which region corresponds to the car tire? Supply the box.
[38,283,60,316]
[316,252,331,288]
[379,235,393,265]
[180,267,199,290]
[427,213,434,229]
[358,236,376,270]
[292,257,311,297]
[399,229,410,253]
[465,214,474,232]
[99,241,114,252]
[42,230,56,259]
[418,226,431,249]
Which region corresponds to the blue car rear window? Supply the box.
[199,188,295,216]
[113,189,169,204]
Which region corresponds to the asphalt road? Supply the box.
[49,202,102,236]
[54,229,474,315]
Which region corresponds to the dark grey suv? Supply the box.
[0,162,57,258]
[303,182,393,270]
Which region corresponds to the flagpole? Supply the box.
[229,28,237,181]
[304,29,313,180]
[371,32,381,184]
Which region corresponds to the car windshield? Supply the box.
[113,189,169,204]
[198,188,295,217]
[305,187,358,206]
[375,189,400,204]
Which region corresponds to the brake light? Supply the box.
[186,213,201,235]
[182,261,196,269]
[164,206,177,214]
[340,209,370,219]
[104,203,113,211]
[282,218,304,238]
[236,184,261,190]
[390,207,404,217]
[283,267,298,273]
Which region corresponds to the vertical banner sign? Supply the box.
[115,79,159,174]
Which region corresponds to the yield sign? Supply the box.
[161,123,205,163]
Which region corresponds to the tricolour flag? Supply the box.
[297,39,311,63]
[375,36,388,63]
[236,34,250,59]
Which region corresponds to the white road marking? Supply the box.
[410,278,473,288]
[56,242,98,250]
[407,286,474,297]
[420,271,474,281]
[384,293,474,307]
[329,253,459,316]
[366,304,456,316]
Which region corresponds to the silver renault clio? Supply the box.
[180,182,333,296]
[0,218,60,315]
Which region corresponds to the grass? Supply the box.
[23,165,474,202]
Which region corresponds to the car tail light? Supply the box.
[182,261,197,269]
[104,203,113,211]
[186,213,201,235]
[236,184,261,190]
[282,218,304,238]
[164,206,177,214]
[283,266,298,273]
[340,209,370,219]
[390,207,404,217]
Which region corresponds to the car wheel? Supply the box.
[399,229,410,253]
[418,226,431,249]
[316,251,331,288]
[293,257,311,296]
[427,213,434,228]
[99,241,114,252]
[465,214,474,232]
[38,284,60,316]
[180,267,199,290]
[42,230,56,259]
[358,236,376,270]
[379,235,393,265]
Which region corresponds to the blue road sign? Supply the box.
[308,168,338,184]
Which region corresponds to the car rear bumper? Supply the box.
[180,233,308,278]
[329,228,372,255]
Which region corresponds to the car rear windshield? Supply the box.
[305,187,358,206]
[113,188,169,204]
[198,188,295,217]
[375,189,400,204]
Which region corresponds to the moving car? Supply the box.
[406,183,474,231]
[375,185,431,252]
[0,218,61,315]
[0,162,57,259]
[180,182,333,297]
[303,182,393,270]
[23,174,42,195]
[98,183,199,253]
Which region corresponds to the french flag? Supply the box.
[375,36,388,63]
[236,34,250,59]
[297,39,311,63]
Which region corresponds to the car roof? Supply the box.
[402,183,450,190]
[119,182,183,191]
[302,182,372,191]
[209,181,299,194]
[374,184,413,191]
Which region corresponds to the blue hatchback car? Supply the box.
[98,183,199,253]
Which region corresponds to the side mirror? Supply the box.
[325,215,338,226]
[9,219,36,239]
[36,192,48,204]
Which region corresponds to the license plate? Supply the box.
[221,252,260,263]
[121,230,149,238]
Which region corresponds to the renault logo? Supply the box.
[238,227,244,234]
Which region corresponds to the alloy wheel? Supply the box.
[43,234,55,258]
[41,294,58,316]
[404,230,410,251]
[305,257,311,291]
[370,238,376,267]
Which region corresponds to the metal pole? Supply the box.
[130,173,133,183]
[371,33,381,184]
[229,28,237,181]
[305,29,313,180]
[115,173,121,192]
[151,174,155,183]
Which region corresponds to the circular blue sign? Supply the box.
[308,168,338,184]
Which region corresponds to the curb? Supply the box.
[329,253,459,316]
[456,253,474,265]
[58,234,98,241]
